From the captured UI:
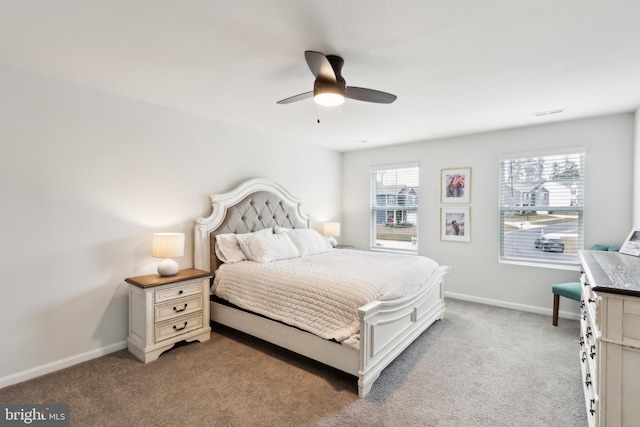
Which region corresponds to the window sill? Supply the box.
[499,258,581,271]
[370,247,418,255]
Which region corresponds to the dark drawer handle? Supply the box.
[178,290,184,295]
[590,399,596,416]
[590,345,596,359]
[173,322,188,332]
[581,351,586,363]
[579,337,584,347]
[586,326,592,337]
[585,373,592,388]
[173,304,188,313]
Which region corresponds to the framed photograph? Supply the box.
[441,168,471,204]
[441,207,470,242]
[619,228,640,256]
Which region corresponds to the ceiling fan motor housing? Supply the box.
[314,54,346,97]
[314,79,346,97]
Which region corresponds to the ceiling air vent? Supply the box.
[532,108,566,117]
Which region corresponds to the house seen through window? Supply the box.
[370,164,419,253]
[499,149,585,268]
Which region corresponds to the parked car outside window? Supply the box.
[534,234,565,253]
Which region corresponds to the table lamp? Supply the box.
[151,232,185,276]
[321,223,340,247]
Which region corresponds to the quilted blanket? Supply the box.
[212,249,439,343]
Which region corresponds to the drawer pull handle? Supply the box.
[586,326,592,337]
[173,322,188,332]
[589,399,596,416]
[581,351,586,363]
[585,373,592,388]
[178,290,184,295]
[590,345,596,359]
[173,304,188,313]
[588,298,595,304]
[579,337,584,347]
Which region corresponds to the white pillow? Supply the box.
[275,228,332,256]
[237,233,300,263]
[215,228,273,263]
[274,226,292,234]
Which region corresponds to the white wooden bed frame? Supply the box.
[194,178,450,397]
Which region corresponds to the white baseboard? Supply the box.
[0,340,127,389]
[445,291,580,321]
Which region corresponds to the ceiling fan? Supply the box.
[277,51,397,107]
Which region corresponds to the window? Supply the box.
[370,164,419,253]
[499,149,585,268]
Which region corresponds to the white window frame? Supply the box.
[498,147,585,270]
[370,163,419,254]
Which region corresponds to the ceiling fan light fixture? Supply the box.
[314,87,345,107]
[313,81,345,107]
[314,92,345,107]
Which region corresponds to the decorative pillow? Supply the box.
[215,228,273,263]
[237,233,300,263]
[275,228,332,256]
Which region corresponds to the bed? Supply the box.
[194,178,450,397]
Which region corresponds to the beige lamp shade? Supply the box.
[151,233,185,276]
[321,222,341,237]
[321,223,340,247]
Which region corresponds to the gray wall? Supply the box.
[635,107,640,226]
[0,66,341,385]
[342,113,635,314]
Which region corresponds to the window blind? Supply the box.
[370,163,419,253]
[499,149,585,268]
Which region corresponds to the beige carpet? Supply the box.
[0,299,586,426]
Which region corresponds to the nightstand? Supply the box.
[125,268,213,363]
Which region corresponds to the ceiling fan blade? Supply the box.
[305,51,336,83]
[346,87,397,104]
[276,91,314,104]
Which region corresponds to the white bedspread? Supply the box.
[212,249,439,343]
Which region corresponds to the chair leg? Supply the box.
[552,294,560,326]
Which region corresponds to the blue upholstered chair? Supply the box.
[551,245,619,326]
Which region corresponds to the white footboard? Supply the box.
[357,265,450,397]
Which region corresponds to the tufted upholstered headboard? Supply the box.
[194,178,309,274]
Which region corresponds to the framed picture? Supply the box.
[441,207,470,242]
[441,168,471,204]
[619,228,640,256]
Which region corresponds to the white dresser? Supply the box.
[579,250,640,427]
[125,268,212,363]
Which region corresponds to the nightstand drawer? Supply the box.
[154,280,203,303]
[154,313,203,342]
[154,295,203,323]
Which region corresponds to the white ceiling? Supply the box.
[1,1,639,152]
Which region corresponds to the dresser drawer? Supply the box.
[579,348,598,427]
[154,294,203,323]
[154,313,204,343]
[154,280,203,304]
